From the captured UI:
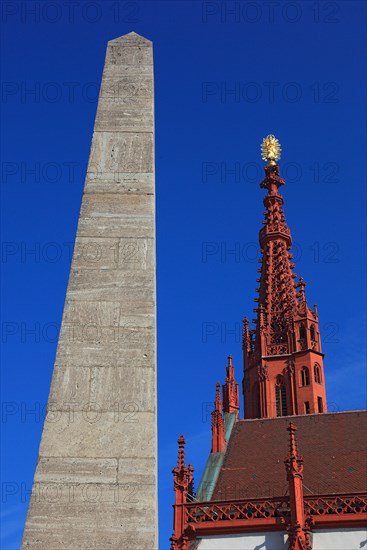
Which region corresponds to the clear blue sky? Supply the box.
[1,1,366,548]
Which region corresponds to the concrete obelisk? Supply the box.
[22,32,157,549]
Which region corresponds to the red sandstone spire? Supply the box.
[284,423,312,550]
[211,384,225,453]
[172,435,194,495]
[176,434,186,470]
[258,163,298,347]
[243,136,327,419]
[242,317,252,354]
[171,435,194,550]
[222,355,240,416]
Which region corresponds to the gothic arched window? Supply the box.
[301,366,310,386]
[275,378,287,417]
[271,319,287,344]
[310,324,316,342]
[299,323,306,340]
[314,364,321,384]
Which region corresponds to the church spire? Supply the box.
[284,423,312,550]
[170,435,194,550]
[243,136,328,419]
[211,384,225,453]
[257,159,298,353]
[222,355,240,416]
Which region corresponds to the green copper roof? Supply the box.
[195,412,237,501]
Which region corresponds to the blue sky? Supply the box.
[1,1,366,548]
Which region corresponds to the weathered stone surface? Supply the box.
[63,299,121,325]
[35,457,118,484]
[89,366,155,411]
[85,172,154,196]
[55,328,155,368]
[48,365,155,412]
[86,131,154,176]
[68,269,155,292]
[28,481,156,507]
[100,75,153,100]
[78,213,154,239]
[39,412,155,458]
[48,365,91,406]
[71,236,154,271]
[22,492,156,549]
[118,457,156,485]
[79,192,154,217]
[95,106,153,133]
[67,270,155,306]
[22,32,157,549]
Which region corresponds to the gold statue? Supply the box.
[261,134,281,166]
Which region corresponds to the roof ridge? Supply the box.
[236,410,367,423]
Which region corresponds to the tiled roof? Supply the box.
[211,411,367,501]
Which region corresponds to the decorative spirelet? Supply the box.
[261,134,282,166]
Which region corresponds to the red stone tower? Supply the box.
[243,135,327,419]
[170,135,366,550]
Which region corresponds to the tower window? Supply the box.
[271,319,287,344]
[318,397,324,413]
[314,364,321,384]
[252,383,260,418]
[310,324,316,341]
[299,323,306,339]
[304,401,310,414]
[301,366,310,386]
[275,380,287,417]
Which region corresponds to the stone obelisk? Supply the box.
[22,32,157,549]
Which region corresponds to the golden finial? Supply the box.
[261,134,282,166]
